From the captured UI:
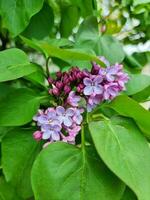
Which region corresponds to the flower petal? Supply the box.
[66,108,75,116]
[83,86,93,95]
[56,106,65,115]
[94,76,103,84]
[51,132,60,141]
[83,78,92,86]
[94,85,103,94]
[63,117,73,127]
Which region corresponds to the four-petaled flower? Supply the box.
[56,106,74,127]
[83,75,103,96]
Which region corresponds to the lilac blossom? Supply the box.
[103,82,120,100]
[56,106,74,127]
[87,94,103,112]
[33,56,129,146]
[72,108,84,125]
[83,75,103,96]
[62,124,81,144]
[67,91,81,107]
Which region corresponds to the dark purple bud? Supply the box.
[56,71,62,79]
[56,81,63,89]
[48,77,53,84]
[91,63,100,75]
[64,85,71,94]
[64,75,70,84]
[52,87,60,95]
[77,83,84,93]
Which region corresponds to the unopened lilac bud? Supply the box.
[77,83,84,93]
[64,75,70,84]
[91,63,100,75]
[33,131,42,141]
[56,71,62,79]
[64,85,71,94]
[56,81,63,89]
[52,87,60,95]
[48,77,53,84]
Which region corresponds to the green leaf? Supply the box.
[0,48,39,82]
[0,127,12,142]
[23,3,54,39]
[89,119,150,200]
[75,16,99,48]
[60,6,79,37]
[106,95,150,137]
[0,88,42,126]
[39,42,105,66]
[95,35,125,64]
[75,17,125,64]
[32,142,124,200]
[134,0,150,6]
[20,36,105,66]
[0,177,22,200]
[0,83,14,100]
[121,187,137,200]
[0,0,44,36]
[126,74,150,95]
[2,128,42,199]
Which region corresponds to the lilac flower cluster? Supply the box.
[33,57,129,145]
[33,107,83,144]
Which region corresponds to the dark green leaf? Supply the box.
[0,48,38,82]
[0,88,42,126]
[0,177,22,200]
[60,6,79,37]
[23,3,54,39]
[32,142,124,200]
[89,119,150,200]
[2,128,42,199]
[121,187,137,200]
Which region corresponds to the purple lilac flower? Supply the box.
[62,124,81,144]
[67,91,81,107]
[56,106,74,127]
[83,75,103,96]
[103,82,119,100]
[72,108,84,125]
[33,108,62,141]
[87,94,103,112]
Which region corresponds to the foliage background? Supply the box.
[0,0,150,200]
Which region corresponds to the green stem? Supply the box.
[45,56,51,78]
[81,124,85,149]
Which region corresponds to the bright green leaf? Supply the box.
[32,142,124,200]
[95,35,125,64]
[134,0,150,6]
[0,88,42,126]
[2,128,42,199]
[0,0,44,36]
[89,119,150,200]
[126,74,150,95]
[106,95,150,137]
[0,48,39,82]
